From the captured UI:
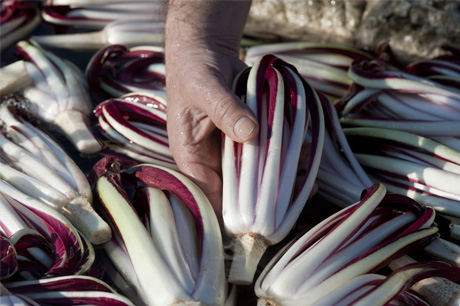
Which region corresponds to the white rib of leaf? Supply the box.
[147,187,195,291]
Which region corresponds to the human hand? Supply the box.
[165,1,258,225]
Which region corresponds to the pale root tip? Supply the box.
[62,196,112,245]
[54,110,103,154]
[0,60,33,95]
[411,277,460,306]
[424,238,460,267]
[257,298,280,306]
[228,233,268,285]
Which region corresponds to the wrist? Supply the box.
[165,0,252,56]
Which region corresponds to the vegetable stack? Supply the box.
[86,45,166,101]
[255,184,460,306]
[338,45,460,238]
[90,156,227,306]
[0,101,111,244]
[92,92,175,169]
[0,39,102,154]
[222,54,324,285]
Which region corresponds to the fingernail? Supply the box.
[234,116,256,141]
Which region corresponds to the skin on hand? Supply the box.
[164,0,258,225]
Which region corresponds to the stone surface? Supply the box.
[246,0,460,61]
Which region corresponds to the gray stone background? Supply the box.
[245,0,460,61]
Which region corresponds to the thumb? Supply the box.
[203,77,259,143]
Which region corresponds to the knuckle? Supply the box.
[212,95,237,124]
